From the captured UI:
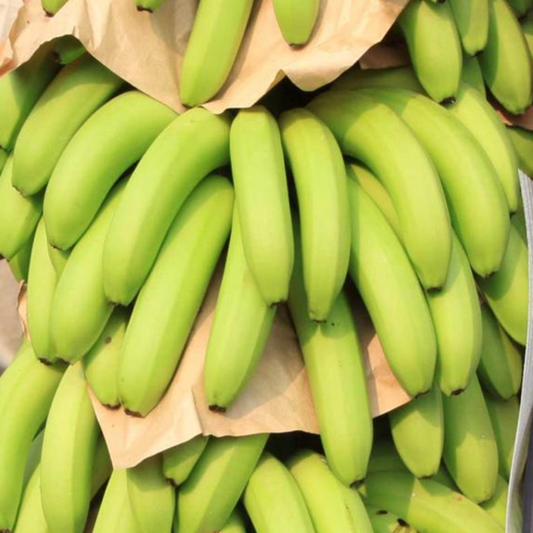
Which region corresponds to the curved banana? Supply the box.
[462,54,487,96]
[220,508,247,533]
[52,36,87,65]
[118,176,233,417]
[44,91,176,250]
[480,476,517,528]
[288,450,373,533]
[204,212,276,410]
[506,0,533,18]
[485,394,519,481]
[229,106,293,305]
[477,304,522,400]
[82,307,129,409]
[365,506,418,533]
[0,344,64,533]
[309,90,452,290]
[8,229,34,282]
[398,0,462,103]
[50,181,126,363]
[442,375,499,503]
[478,0,532,114]
[177,434,268,533]
[0,44,59,150]
[280,108,351,321]
[163,435,209,487]
[47,242,70,277]
[42,0,69,15]
[449,0,489,55]
[389,384,444,478]
[243,452,314,533]
[359,471,503,533]
[126,455,175,533]
[445,84,519,212]
[27,219,59,363]
[272,0,319,45]
[367,440,408,474]
[0,157,42,260]
[103,108,231,306]
[12,54,123,196]
[507,126,533,176]
[333,65,424,93]
[288,226,372,485]
[179,0,254,106]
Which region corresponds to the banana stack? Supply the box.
[0,0,531,529]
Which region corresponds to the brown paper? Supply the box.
[0,260,23,370]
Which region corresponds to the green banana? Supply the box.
[44,91,176,250]
[478,0,533,114]
[462,54,487,96]
[27,219,58,364]
[163,435,209,487]
[0,344,65,533]
[126,455,175,533]
[82,307,129,409]
[309,90,452,291]
[442,375,499,503]
[431,464,457,490]
[507,0,533,18]
[50,181,126,363]
[134,0,167,12]
[8,229,34,282]
[288,226,372,485]
[345,177,437,397]
[219,508,247,533]
[280,108,351,321]
[445,84,519,212]
[23,430,44,487]
[46,242,70,277]
[359,87,509,277]
[177,434,268,533]
[366,506,418,533]
[507,126,533,176]
[485,394,519,480]
[288,450,373,533]
[52,36,87,65]
[333,65,424,93]
[118,176,233,416]
[398,0,462,103]
[478,223,528,346]
[204,212,276,410]
[389,384,444,478]
[477,304,522,400]
[449,0,489,55]
[229,106,293,305]
[359,471,504,533]
[103,108,231,306]
[179,0,254,106]
[272,0,320,45]
[367,440,408,474]
[243,452,314,533]
[12,54,123,196]
[480,476,517,528]
[0,157,42,260]
[0,44,60,151]
[42,0,69,15]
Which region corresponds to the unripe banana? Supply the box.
[480,476,518,527]
[126,455,175,533]
[445,84,519,212]
[288,450,373,533]
[309,90,452,290]
[431,464,457,490]
[449,0,489,55]
[50,181,126,363]
[103,109,231,306]
[462,54,487,96]
[507,126,533,176]
[42,0,69,15]
[12,54,123,196]
[367,440,408,474]
[82,307,129,409]
[46,241,70,277]
[359,471,503,533]
[288,225,372,485]
[243,452,314,533]
[280,108,351,321]
[478,0,533,114]
[229,106,293,305]
[365,506,418,533]
[506,0,533,18]
[163,435,209,487]
[333,65,424,93]
[177,434,268,533]
[389,384,444,478]
[52,36,87,64]
[0,157,42,260]
[0,44,60,150]
[44,91,176,250]
[8,229,34,282]
[477,304,522,400]
[398,0,462,103]
[485,394,519,480]
[134,0,167,12]
[442,375,499,503]
[272,0,319,45]
[219,508,247,533]
[179,0,254,106]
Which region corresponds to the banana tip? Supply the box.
[103,402,121,411]
[43,9,55,17]
[440,96,456,106]
[167,477,180,488]
[208,404,227,414]
[136,5,153,12]
[124,408,144,418]
[451,388,465,396]
[38,357,53,366]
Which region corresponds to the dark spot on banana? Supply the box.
[451,388,465,396]
[105,336,113,344]
[209,404,227,414]
[440,96,456,106]
[377,510,388,515]
[398,518,409,526]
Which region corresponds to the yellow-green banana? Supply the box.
[118,176,233,416]
[52,36,87,65]
[365,506,418,533]
[480,476,519,528]
[333,65,424,93]
[8,228,34,282]
[449,0,489,55]
[442,375,499,503]
[163,435,209,487]
[44,91,176,250]
[507,126,533,176]
[12,54,123,196]
[272,0,319,45]
[462,54,487,96]
[280,108,351,321]
[46,242,70,277]
[42,0,69,15]
[230,106,293,305]
[103,109,231,306]
[179,0,253,106]
[177,434,268,533]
